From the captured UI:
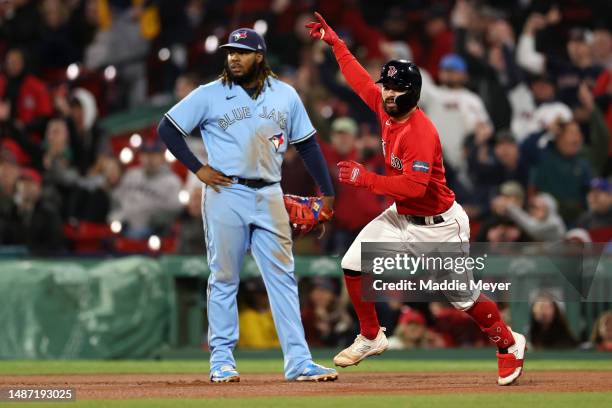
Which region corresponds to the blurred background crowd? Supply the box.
[0,0,611,351]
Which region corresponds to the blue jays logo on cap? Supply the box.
[233,31,248,41]
[220,28,267,53]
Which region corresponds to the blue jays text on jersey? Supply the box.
[165,77,315,182]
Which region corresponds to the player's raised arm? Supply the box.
[305,12,381,113]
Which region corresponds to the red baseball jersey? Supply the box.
[333,42,455,216]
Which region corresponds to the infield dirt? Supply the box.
[2,371,612,399]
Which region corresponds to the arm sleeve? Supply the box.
[364,130,436,201]
[505,204,564,241]
[165,85,209,135]
[157,116,203,174]
[293,135,335,196]
[288,88,316,144]
[517,33,545,74]
[331,40,382,115]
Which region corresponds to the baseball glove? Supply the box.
[283,195,334,236]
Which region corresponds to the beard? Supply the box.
[227,60,259,85]
[382,96,412,117]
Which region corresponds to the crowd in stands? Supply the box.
[1,0,611,349]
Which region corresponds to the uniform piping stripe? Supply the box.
[165,113,189,138]
[289,129,316,145]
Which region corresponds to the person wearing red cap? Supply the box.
[0,167,64,254]
[387,307,447,350]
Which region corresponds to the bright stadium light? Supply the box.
[104,65,117,81]
[66,63,80,80]
[110,220,122,234]
[254,20,268,36]
[165,149,176,163]
[321,105,333,118]
[129,133,142,148]
[119,147,134,164]
[205,35,219,54]
[158,48,171,61]
[178,190,190,205]
[148,235,161,251]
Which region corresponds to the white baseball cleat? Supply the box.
[333,327,388,367]
[497,330,527,385]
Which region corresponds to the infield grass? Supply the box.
[11,393,612,408]
[4,358,612,376]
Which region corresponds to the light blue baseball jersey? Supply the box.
[165,78,315,182]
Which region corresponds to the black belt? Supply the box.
[231,176,277,189]
[406,215,445,225]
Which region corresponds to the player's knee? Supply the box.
[342,268,361,277]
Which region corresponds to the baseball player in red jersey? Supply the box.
[306,12,526,386]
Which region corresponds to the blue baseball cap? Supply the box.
[590,178,611,193]
[219,28,266,53]
[439,53,467,73]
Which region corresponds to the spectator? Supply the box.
[55,87,106,175]
[509,74,570,142]
[237,277,280,349]
[519,102,573,166]
[420,53,492,181]
[302,277,354,347]
[503,193,566,242]
[0,150,20,225]
[0,168,64,254]
[467,131,530,216]
[476,181,530,242]
[517,14,602,107]
[176,186,204,255]
[84,0,155,107]
[0,48,52,130]
[529,293,578,350]
[429,301,489,347]
[530,120,592,225]
[68,155,123,223]
[174,72,200,102]
[573,82,610,177]
[387,307,447,350]
[109,138,182,238]
[38,0,80,69]
[321,117,386,253]
[589,311,612,352]
[577,178,612,231]
[451,1,519,131]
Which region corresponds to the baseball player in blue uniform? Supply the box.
[158,28,338,382]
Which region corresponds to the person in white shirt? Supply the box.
[420,54,492,179]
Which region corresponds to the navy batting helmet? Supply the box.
[376,60,422,114]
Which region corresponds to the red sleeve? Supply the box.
[331,40,382,116]
[33,79,53,117]
[364,125,436,201]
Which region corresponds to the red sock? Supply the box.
[344,274,380,340]
[465,294,515,349]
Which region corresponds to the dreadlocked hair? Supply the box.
[219,57,277,100]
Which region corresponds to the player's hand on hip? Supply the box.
[305,12,339,46]
[195,165,233,193]
[337,160,372,188]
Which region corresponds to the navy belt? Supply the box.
[231,177,277,189]
[406,215,445,225]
